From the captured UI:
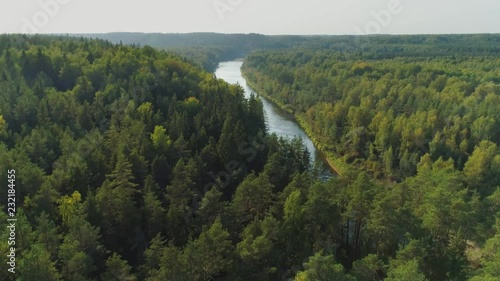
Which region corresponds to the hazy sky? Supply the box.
[1,0,499,35]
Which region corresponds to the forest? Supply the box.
[79,33,500,72]
[241,34,500,280]
[0,33,499,281]
[0,34,313,280]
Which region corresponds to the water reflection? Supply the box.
[215,60,333,178]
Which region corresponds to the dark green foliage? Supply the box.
[242,41,500,183]
[101,253,137,281]
[18,244,61,281]
[294,251,355,281]
[1,34,499,280]
[240,34,500,280]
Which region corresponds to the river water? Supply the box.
[215,60,333,175]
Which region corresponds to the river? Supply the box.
[215,60,333,176]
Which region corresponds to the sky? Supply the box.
[0,0,499,35]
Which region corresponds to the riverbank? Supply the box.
[241,71,347,177]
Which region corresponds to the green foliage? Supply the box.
[463,141,500,196]
[150,125,171,153]
[470,219,500,280]
[294,252,355,281]
[1,34,499,280]
[237,215,279,264]
[0,34,270,279]
[242,42,500,182]
[18,244,61,281]
[149,243,187,281]
[143,188,165,240]
[350,254,386,281]
[35,213,61,258]
[240,35,500,280]
[385,259,428,281]
[232,173,274,223]
[184,218,233,281]
[101,253,137,281]
[0,114,7,138]
[59,238,95,281]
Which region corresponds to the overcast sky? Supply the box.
[0,0,499,35]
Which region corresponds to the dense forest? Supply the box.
[0,34,313,280]
[72,33,303,71]
[0,33,499,281]
[76,33,500,72]
[242,34,500,280]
